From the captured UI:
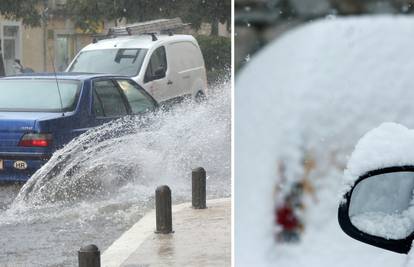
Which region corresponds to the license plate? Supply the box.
[0,160,3,170]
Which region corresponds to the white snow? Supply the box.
[351,210,414,240]
[236,15,414,266]
[406,246,414,266]
[344,123,414,190]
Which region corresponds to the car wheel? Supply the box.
[195,91,206,103]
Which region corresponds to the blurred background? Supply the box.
[235,1,414,266]
[0,0,230,85]
[235,0,414,70]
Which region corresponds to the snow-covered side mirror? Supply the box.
[338,166,414,254]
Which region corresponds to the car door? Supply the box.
[91,79,129,126]
[114,79,158,115]
[143,46,172,102]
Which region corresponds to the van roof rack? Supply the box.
[106,18,188,38]
[142,32,158,41]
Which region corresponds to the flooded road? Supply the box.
[0,85,230,266]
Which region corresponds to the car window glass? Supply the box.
[68,49,148,77]
[145,46,167,82]
[0,79,80,112]
[116,79,155,114]
[92,90,105,117]
[93,79,128,117]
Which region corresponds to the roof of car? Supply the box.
[81,34,196,51]
[1,72,127,81]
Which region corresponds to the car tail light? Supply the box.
[18,133,53,147]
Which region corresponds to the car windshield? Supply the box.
[0,79,81,112]
[68,48,148,77]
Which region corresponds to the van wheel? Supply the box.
[195,91,206,103]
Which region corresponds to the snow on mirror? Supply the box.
[349,172,414,240]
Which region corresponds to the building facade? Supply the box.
[0,17,94,75]
[1,1,230,76]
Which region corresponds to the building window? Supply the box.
[56,34,75,71]
[1,24,21,76]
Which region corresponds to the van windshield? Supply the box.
[68,49,148,77]
[0,79,80,112]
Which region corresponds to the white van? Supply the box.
[66,34,208,103]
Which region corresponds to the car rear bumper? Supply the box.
[0,154,51,182]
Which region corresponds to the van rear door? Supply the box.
[167,41,205,97]
[166,42,189,98]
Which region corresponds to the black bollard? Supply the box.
[155,185,173,234]
[192,167,207,209]
[78,244,100,267]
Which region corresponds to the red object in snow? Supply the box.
[276,205,299,230]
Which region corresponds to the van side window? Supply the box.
[116,79,156,114]
[144,46,167,83]
[93,80,128,117]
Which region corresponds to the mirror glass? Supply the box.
[349,171,414,240]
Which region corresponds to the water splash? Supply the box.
[0,82,230,266]
[11,82,230,212]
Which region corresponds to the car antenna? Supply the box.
[48,49,65,117]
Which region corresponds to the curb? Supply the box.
[101,197,230,267]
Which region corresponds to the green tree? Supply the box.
[184,0,231,35]
[65,0,230,35]
[64,0,180,32]
[0,0,231,35]
[0,0,43,26]
[64,0,116,32]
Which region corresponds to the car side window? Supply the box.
[92,90,105,117]
[144,46,167,83]
[93,79,128,117]
[116,79,156,114]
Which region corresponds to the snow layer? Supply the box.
[344,123,414,190]
[236,15,414,266]
[351,210,414,240]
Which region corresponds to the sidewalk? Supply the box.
[102,198,231,267]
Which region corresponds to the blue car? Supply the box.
[0,73,158,182]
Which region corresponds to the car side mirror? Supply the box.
[338,166,414,254]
